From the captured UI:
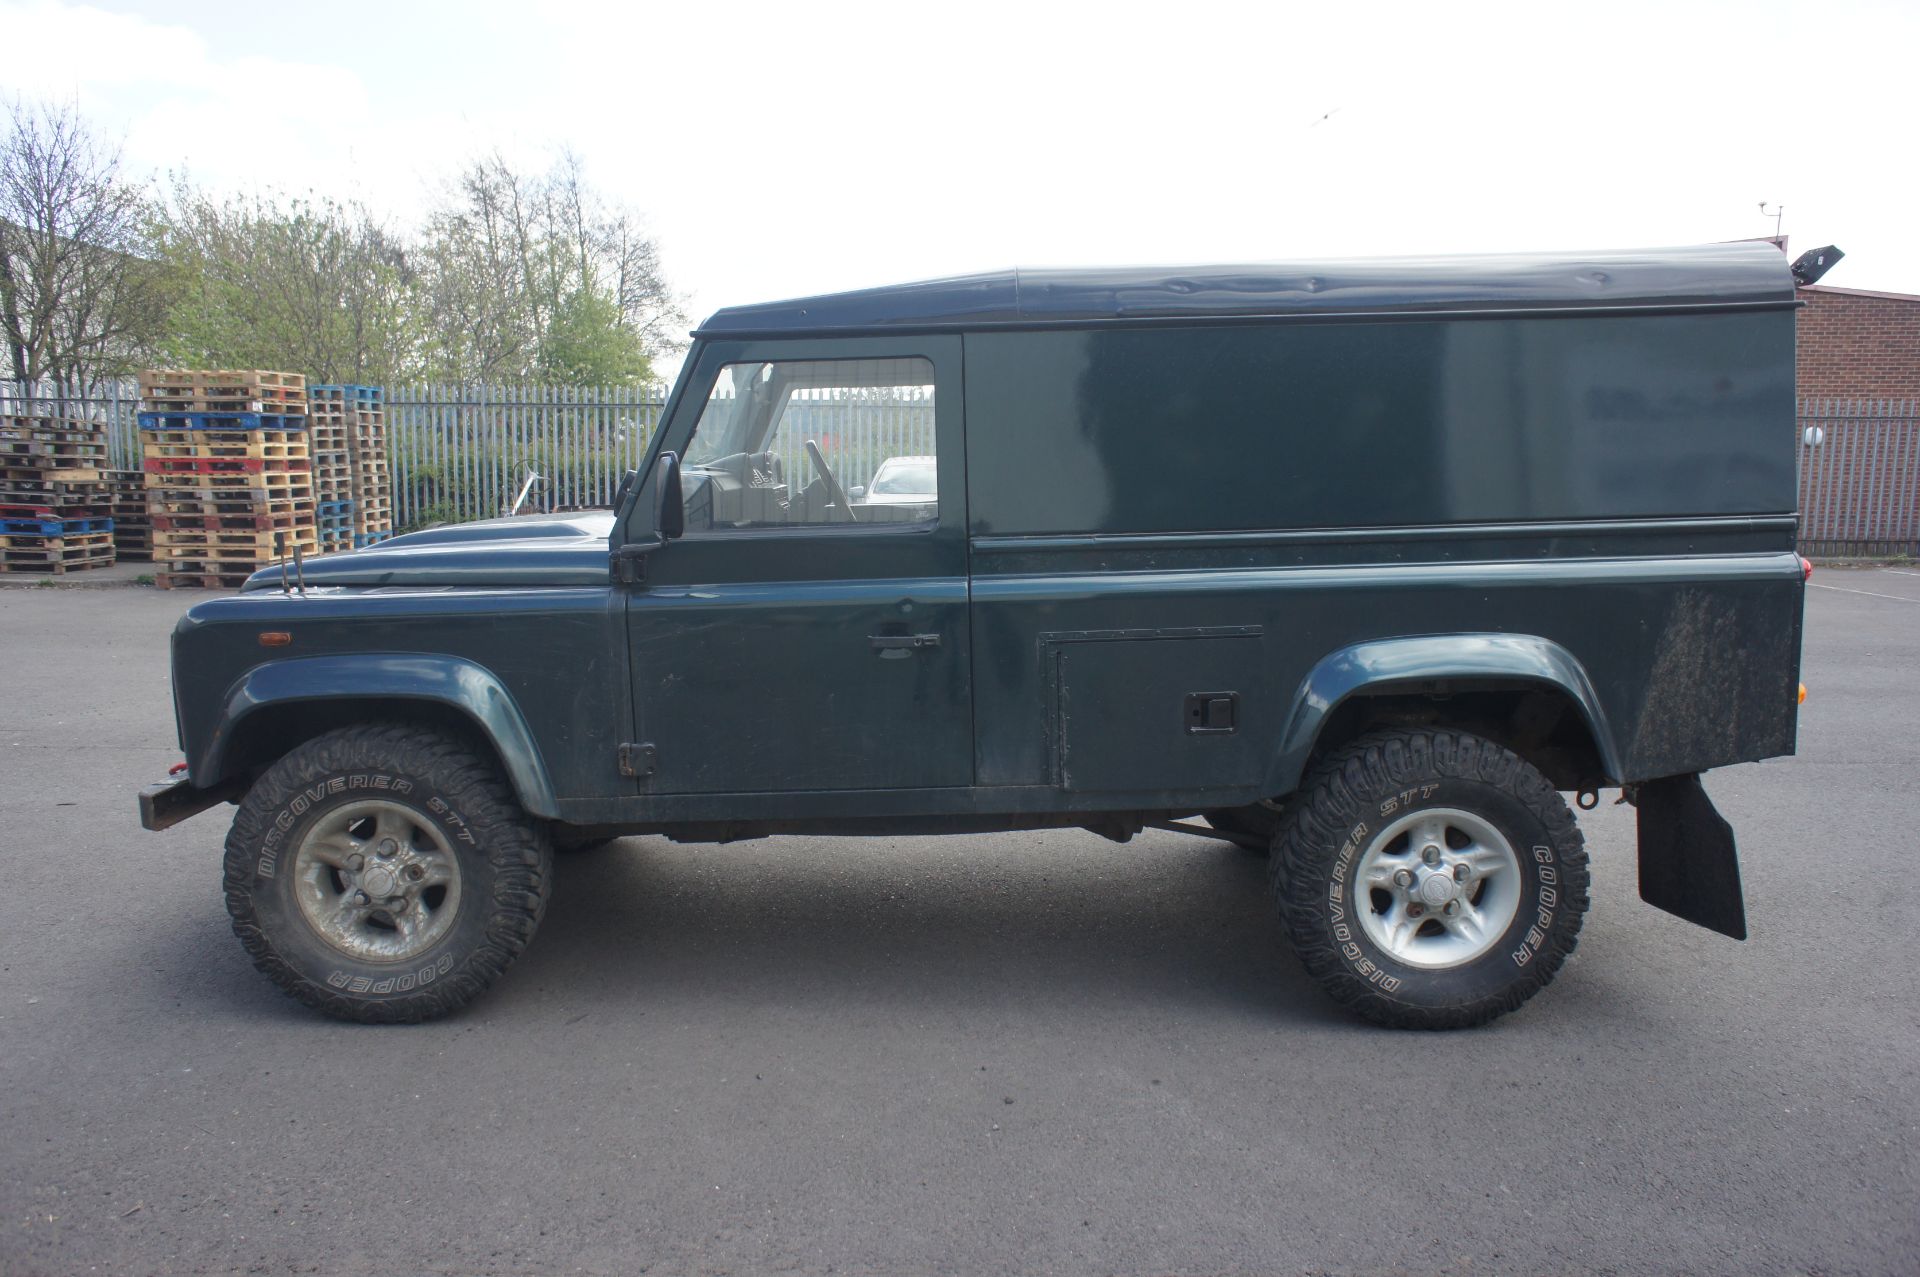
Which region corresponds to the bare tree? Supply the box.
[417,151,684,385]
[0,98,165,386]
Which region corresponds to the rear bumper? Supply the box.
[138,776,242,831]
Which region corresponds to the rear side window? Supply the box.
[681,357,937,531]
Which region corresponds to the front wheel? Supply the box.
[222,723,553,1022]
[1270,729,1589,1029]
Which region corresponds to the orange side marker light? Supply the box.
[1798,683,1808,705]
[259,631,292,647]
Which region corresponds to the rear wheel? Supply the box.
[222,723,553,1023]
[1270,729,1589,1029]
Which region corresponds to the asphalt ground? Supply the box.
[1,569,1916,1276]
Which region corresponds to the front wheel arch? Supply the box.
[195,654,560,819]
[214,696,558,820]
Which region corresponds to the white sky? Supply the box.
[5,0,1915,378]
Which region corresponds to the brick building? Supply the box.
[1787,273,1919,557]
[1796,284,1920,399]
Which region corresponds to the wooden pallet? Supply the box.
[1,515,111,535]
[143,455,312,476]
[154,528,318,552]
[1,531,113,550]
[143,437,310,461]
[0,496,108,518]
[140,369,306,392]
[0,461,105,482]
[0,554,115,574]
[136,410,310,432]
[145,476,315,501]
[155,557,280,579]
[154,569,259,590]
[151,510,312,531]
[0,539,116,569]
[0,427,106,449]
[149,492,316,516]
[0,416,102,439]
[140,391,308,415]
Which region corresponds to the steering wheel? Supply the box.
[804,439,859,522]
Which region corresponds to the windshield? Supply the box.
[683,363,767,466]
[870,459,936,494]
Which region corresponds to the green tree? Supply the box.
[157,180,418,383]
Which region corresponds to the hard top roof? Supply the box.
[697,241,1796,338]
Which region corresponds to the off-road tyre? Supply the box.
[222,723,553,1023]
[1270,729,1589,1029]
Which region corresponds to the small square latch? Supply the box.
[1184,692,1238,735]
[617,742,657,778]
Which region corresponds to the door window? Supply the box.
[680,357,938,531]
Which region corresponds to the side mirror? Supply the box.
[655,451,684,540]
[848,485,866,501]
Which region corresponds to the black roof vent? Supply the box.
[1791,245,1844,287]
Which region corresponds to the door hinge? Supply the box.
[617,742,657,778]
[610,540,658,585]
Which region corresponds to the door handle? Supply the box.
[870,633,943,655]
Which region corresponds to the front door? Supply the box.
[623,336,972,795]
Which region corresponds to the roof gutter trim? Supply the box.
[692,296,1801,340]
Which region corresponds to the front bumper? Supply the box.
[138,776,242,831]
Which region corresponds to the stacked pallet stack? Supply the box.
[305,386,354,552]
[102,469,152,561]
[139,370,317,589]
[345,385,392,547]
[0,414,115,575]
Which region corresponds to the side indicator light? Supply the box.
[258,631,292,647]
[1798,684,1808,704]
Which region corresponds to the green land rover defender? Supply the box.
[141,242,1808,1028]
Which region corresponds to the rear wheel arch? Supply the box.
[1272,635,1620,798]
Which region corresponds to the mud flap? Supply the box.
[1635,773,1747,940]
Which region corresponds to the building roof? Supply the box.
[1800,284,1920,304]
[697,241,1798,338]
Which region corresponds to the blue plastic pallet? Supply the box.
[343,384,383,403]
[1,515,113,535]
[137,410,309,432]
[317,499,352,516]
[352,530,393,548]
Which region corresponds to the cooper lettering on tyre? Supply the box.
[222,723,553,1024]
[1269,729,1590,1029]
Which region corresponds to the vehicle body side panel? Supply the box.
[962,306,1800,796]
[967,550,1802,795]
[172,587,627,815]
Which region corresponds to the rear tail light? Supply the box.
[1799,555,1814,580]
